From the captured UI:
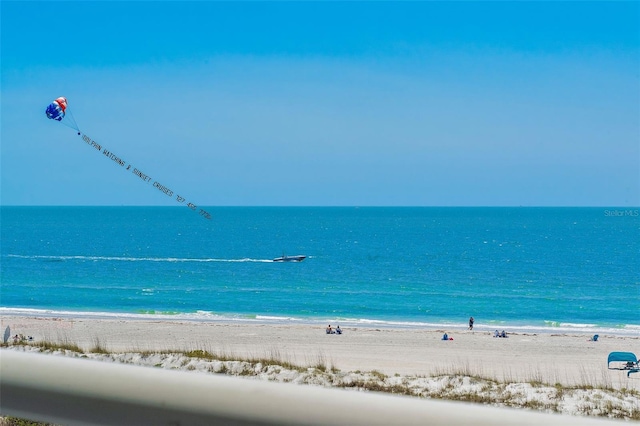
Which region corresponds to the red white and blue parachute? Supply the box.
[45,96,79,131]
[46,97,67,121]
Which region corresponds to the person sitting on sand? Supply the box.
[336,325,342,334]
[501,330,508,338]
[494,330,499,338]
[442,333,449,340]
[326,324,334,334]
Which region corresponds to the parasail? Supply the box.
[45,96,79,131]
[44,96,211,220]
[45,97,67,121]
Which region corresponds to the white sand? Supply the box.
[3,315,640,419]
[2,315,638,390]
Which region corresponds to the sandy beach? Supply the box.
[2,315,638,391]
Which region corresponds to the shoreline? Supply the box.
[2,315,639,391]
[2,308,638,338]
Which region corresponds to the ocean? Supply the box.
[1,207,638,336]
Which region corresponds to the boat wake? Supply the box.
[5,254,273,263]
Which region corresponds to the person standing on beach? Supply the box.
[469,316,474,330]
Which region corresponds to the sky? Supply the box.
[1,1,639,207]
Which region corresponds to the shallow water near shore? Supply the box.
[1,206,638,335]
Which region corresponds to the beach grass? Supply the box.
[0,418,58,426]
[35,339,83,354]
[89,337,109,354]
[3,339,639,420]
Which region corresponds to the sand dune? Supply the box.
[2,315,639,420]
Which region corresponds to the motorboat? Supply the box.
[272,254,306,262]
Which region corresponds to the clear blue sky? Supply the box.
[2,1,638,206]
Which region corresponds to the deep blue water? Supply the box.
[1,207,638,335]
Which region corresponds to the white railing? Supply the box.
[0,351,623,426]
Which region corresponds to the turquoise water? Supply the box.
[1,207,638,335]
